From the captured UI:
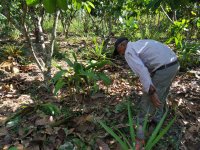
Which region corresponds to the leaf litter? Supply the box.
[0,58,200,149]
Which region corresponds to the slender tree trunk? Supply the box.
[44,10,60,84]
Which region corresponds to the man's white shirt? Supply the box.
[124,39,177,93]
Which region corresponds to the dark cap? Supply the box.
[113,37,128,56]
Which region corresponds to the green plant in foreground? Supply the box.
[99,101,176,150]
[52,52,111,95]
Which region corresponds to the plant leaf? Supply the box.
[145,110,168,149]
[87,1,95,8]
[43,0,57,13]
[99,121,129,150]
[52,70,67,84]
[147,117,176,150]
[57,0,68,10]
[39,103,61,116]
[65,57,74,67]
[128,100,135,148]
[86,60,110,71]
[72,52,77,62]
[98,73,111,85]
[54,79,65,95]
[26,0,40,6]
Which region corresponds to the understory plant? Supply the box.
[82,37,108,60]
[177,41,200,70]
[52,52,111,96]
[99,100,176,150]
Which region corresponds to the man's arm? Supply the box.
[125,51,153,93]
[125,52,161,108]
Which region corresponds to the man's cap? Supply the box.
[113,37,128,56]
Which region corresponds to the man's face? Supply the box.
[117,43,126,55]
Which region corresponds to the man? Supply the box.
[113,37,179,129]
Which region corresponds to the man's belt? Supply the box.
[156,60,178,71]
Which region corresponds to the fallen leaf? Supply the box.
[27,145,40,150]
[188,125,199,132]
[35,118,49,126]
[96,139,110,150]
[15,144,24,150]
[91,93,105,99]
[0,127,8,136]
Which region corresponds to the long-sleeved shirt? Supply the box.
[125,39,177,93]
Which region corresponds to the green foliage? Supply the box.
[82,37,109,60]
[0,44,26,63]
[26,0,95,13]
[6,116,21,128]
[8,146,18,150]
[0,25,21,40]
[43,0,57,13]
[167,19,189,48]
[25,0,40,6]
[39,103,61,116]
[99,100,176,150]
[52,52,111,95]
[82,1,95,13]
[177,42,200,70]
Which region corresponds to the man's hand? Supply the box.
[148,85,161,108]
[150,92,161,108]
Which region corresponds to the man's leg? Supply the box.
[138,63,179,124]
[151,63,179,122]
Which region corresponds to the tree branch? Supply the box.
[160,5,174,24]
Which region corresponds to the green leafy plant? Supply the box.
[39,103,61,116]
[166,19,189,48]
[99,100,176,150]
[177,41,200,70]
[83,37,108,60]
[52,52,111,96]
[0,45,25,62]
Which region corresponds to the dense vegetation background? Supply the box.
[0,0,199,149]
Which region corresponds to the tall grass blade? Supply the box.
[128,101,135,149]
[145,110,168,149]
[146,117,176,150]
[99,121,129,150]
[143,107,149,132]
[114,127,132,149]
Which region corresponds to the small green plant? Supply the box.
[52,52,111,96]
[99,100,176,150]
[177,41,200,70]
[0,44,27,63]
[83,37,108,60]
[166,19,189,48]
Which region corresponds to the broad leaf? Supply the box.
[57,0,68,10]
[52,70,67,84]
[26,0,40,6]
[98,73,111,85]
[54,79,66,95]
[87,1,95,8]
[39,103,61,116]
[86,60,111,70]
[74,62,84,74]
[43,0,57,13]
[65,57,74,67]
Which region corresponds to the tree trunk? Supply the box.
[44,10,60,84]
